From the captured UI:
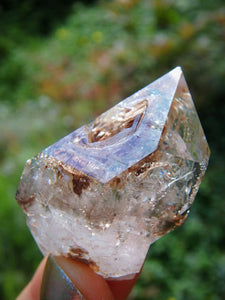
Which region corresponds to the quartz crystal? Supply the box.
[16,67,210,279]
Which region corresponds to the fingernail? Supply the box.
[40,255,85,300]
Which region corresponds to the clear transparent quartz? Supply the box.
[16,67,210,279]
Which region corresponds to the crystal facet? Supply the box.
[16,67,210,279]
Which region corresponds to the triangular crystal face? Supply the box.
[43,67,185,183]
[16,67,210,279]
[160,73,209,164]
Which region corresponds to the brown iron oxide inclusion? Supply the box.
[72,174,90,196]
[67,247,100,273]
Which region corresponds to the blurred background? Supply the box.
[0,0,224,299]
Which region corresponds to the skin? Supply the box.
[17,256,140,300]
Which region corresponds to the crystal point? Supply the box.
[16,67,210,279]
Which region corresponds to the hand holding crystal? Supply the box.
[17,255,139,300]
[16,67,209,299]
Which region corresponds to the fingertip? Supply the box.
[17,256,47,300]
[54,256,114,300]
[107,273,140,300]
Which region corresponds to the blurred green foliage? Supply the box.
[0,0,224,299]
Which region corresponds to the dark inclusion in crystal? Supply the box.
[16,67,210,279]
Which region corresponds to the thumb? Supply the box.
[17,255,139,300]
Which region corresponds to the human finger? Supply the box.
[17,255,139,300]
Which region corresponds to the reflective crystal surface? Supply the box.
[16,67,210,279]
